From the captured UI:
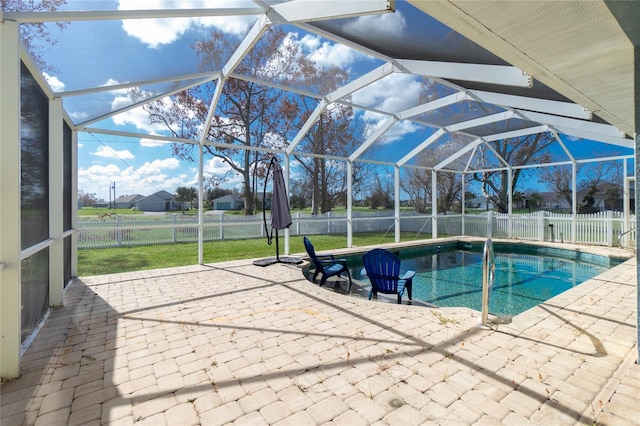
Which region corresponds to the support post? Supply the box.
[49,98,64,307]
[572,161,577,243]
[394,165,400,243]
[0,19,22,379]
[431,170,437,238]
[347,161,353,248]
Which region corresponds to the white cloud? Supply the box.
[379,120,420,144]
[111,96,204,138]
[69,111,89,121]
[140,136,170,147]
[353,73,422,112]
[351,73,423,143]
[43,72,65,92]
[94,145,135,160]
[298,34,365,69]
[135,158,181,176]
[204,156,231,175]
[344,11,407,41]
[78,157,186,200]
[111,101,169,134]
[118,0,255,48]
[100,78,130,95]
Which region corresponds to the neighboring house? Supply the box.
[114,194,144,209]
[466,197,494,210]
[535,192,571,211]
[212,194,244,210]
[135,190,177,212]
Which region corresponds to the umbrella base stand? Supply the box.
[253,256,302,267]
[253,230,302,267]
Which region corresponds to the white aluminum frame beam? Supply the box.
[3,8,264,23]
[222,15,271,78]
[349,117,397,161]
[77,76,217,128]
[550,125,633,149]
[467,90,591,120]
[396,91,466,120]
[269,0,393,23]
[447,111,515,133]
[57,72,220,98]
[396,59,532,87]
[433,138,482,171]
[550,130,575,162]
[397,128,447,166]
[515,109,629,139]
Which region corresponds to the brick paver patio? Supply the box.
[1,242,638,425]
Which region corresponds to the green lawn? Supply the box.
[77,232,420,276]
[78,207,143,216]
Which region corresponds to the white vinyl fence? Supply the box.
[77,210,636,249]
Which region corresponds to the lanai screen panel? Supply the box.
[560,135,634,162]
[309,1,509,66]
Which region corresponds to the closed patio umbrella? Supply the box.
[253,156,302,266]
[270,159,292,231]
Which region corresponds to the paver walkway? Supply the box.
[1,246,639,425]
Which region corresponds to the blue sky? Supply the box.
[41,1,430,201]
[37,0,634,203]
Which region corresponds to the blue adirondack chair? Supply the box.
[362,248,415,304]
[303,237,352,292]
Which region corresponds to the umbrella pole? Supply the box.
[275,229,281,262]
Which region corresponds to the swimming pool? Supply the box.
[348,241,625,316]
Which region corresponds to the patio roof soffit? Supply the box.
[408,0,635,135]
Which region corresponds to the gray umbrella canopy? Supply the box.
[252,157,301,266]
[270,159,292,231]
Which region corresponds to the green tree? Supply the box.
[366,175,393,209]
[143,27,307,215]
[527,192,544,211]
[289,69,371,214]
[288,177,311,210]
[401,141,466,214]
[78,189,101,207]
[175,186,197,212]
[472,133,554,213]
[538,165,577,208]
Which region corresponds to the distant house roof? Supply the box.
[115,194,144,203]
[152,190,174,200]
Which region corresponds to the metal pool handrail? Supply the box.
[479,238,496,329]
[617,228,636,251]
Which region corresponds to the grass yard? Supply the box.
[77,232,420,276]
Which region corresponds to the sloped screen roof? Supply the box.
[5,0,633,181]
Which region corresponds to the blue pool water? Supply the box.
[349,242,624,316]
